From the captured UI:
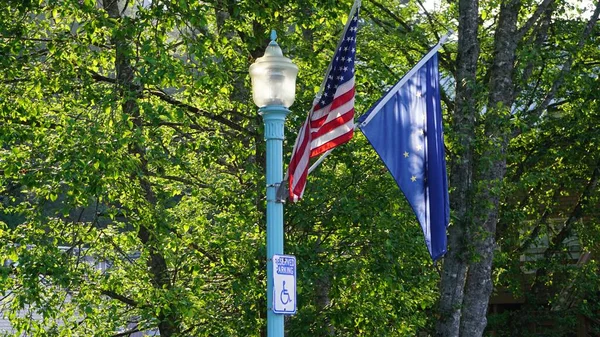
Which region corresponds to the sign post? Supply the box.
[272,254,297,315]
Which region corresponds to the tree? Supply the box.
[346,0,600,335]
[1,0,599,336]
[435,0,600,336]
[0,1,440,336]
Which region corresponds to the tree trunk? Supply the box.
[316,272,335,336]
[446,0,520,335]
[102,1,179,336]
[459,1,521,336]
[436,0,479,335]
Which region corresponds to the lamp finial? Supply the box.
[270,30,277,42]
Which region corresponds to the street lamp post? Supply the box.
[249,30,298,337]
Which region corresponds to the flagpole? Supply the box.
[277,1,361,202]
[315,0,362,99]
[302,0,362,176]
[358,30,453,128]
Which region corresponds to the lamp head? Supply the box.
[249,30,298,108]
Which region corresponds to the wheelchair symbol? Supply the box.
[280,281,291,305]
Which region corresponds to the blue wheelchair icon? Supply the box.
[280,281,291,305]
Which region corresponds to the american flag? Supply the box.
[288,6,359,202]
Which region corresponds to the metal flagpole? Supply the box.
[314,0,362,98]
[276,0,362,202]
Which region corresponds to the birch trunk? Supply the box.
[459,1,521,335]
[436,0,479,335]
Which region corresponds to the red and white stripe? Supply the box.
[287,3,359,202]
[288,77,356,202]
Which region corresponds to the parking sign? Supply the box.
[272,254,296,314]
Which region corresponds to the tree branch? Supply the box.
[146,89,252,135]
[0,35,55,42]
[89,71,117,84]
[143,121,213,133]
[101,290,138,307]
[513,184,562,255]
[365,1,455,73]
[146,172,209,188]
[189,242,219,263]
[1,116,59,129]
[530,159,600,292]
[544,163,599,259]
[515,0,555,41]
[415,0,441,40]
[88,71,252,136]
[0,78,28,84]
[515,4,553,98]
[369,0,413,32]
[111,326,140,337]
[521,1,600,124]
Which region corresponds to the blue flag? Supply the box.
[357,53,450,261]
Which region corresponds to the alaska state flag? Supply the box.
[357,53,450,261]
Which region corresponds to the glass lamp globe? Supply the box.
[249,31,298,108]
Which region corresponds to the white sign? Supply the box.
[272,254,296,314]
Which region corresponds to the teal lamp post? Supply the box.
[249,30,298,336]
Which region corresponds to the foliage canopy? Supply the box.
[0,0,598,336]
